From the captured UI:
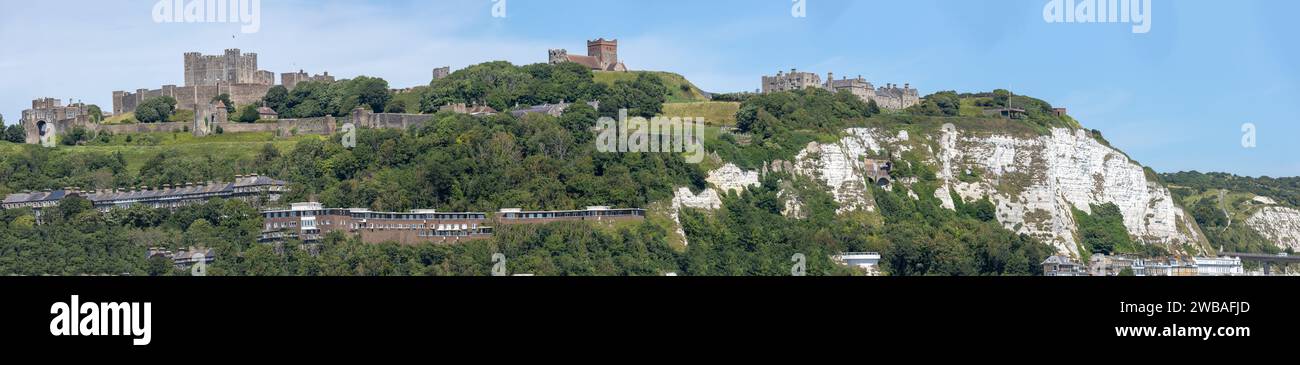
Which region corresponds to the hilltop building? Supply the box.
[549,39,628,72]
[20,98,91,144]
[183,49,273,87]
[433,66,451,80]
[114,49,333,117]
[281,70,336,91]
[760,69,920,109]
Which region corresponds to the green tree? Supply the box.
[237,104,261,123]
[384,99,407,113]
[263,85,290,115]
[598,72,668,118]
[1074,203,1132,255]
[135,96,177,123]
[60,126,91,146]
[993,89,1012,108]
[212,94,236,115]
[3,123,25,143]
[347,76,392,113]
[86,105,104,123]
[910,91,961,117]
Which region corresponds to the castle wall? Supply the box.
[216,122,279,134]
[114,84,272,116]
[96,122,190,135]
[350,109,433,130]
[275,116,336,136]
[25,106,433,145]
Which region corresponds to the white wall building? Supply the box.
[1194,257,1245,276]
[834,252,882,276]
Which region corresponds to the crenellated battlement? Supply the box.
[760,69,920,109]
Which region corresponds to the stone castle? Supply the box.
[20,98,91,144]
[112,49,331,116]
[549,39,627,72]
[761,69,920,110]
[433,66,451,80]
[281,70,336,91]
[183,49,273,87]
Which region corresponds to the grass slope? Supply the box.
[593,71,711,103]
[660,101,740,126]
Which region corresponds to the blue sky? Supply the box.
[2,0,1297,176]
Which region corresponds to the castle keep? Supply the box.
[761,69,920,109]
[549,39,628,72]
[113,49,329,116]
[184,49,273,87]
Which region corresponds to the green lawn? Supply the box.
[390,86,428,112]
[22,131,320,174]
[102,112,137,124]
[593,71,711,103]
[661,101,740,126]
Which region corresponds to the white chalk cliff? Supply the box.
[673,126,1209,256]
[780,126,1204,256]
[1246,206,1300,251]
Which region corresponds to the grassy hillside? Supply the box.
[594,71,710,103]
[389,86,428,113]
[660,101,740,126]
[3,131,317,180]
[1163,171,1300,254]
[102,112,137,124]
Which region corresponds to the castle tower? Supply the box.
[183,52,201,87]
[587,39,618,69]
[224,49,241,83]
